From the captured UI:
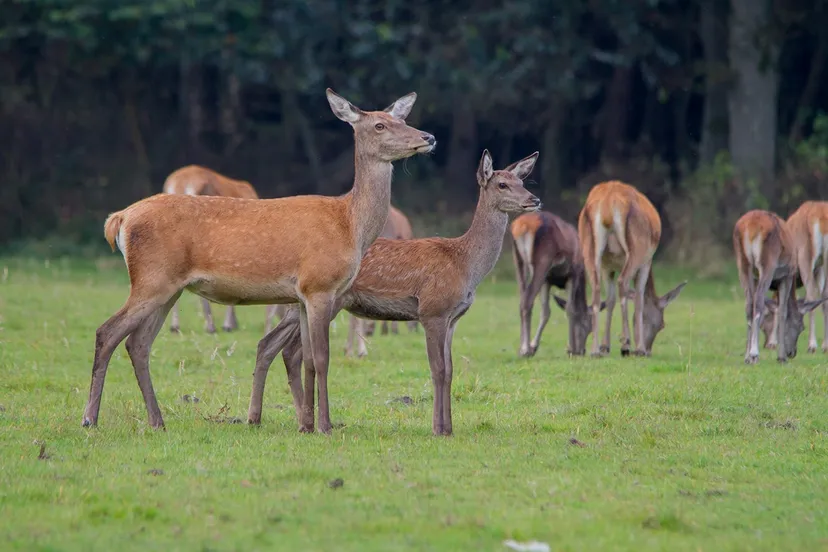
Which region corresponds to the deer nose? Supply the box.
[422,133,436,146]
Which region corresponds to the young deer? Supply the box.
[83,89,435,432]
[780,201,828,352]
[578,181,686,357]
[247,150,541,436]
[347,204,418,357]
[163,165,260,334]
[733,209,824,363]
[511,211,605,357]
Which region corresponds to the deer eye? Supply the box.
[498,182,508,190]
[375,123,385,131]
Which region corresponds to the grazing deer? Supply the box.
[347,205,418,357]
[163,165,260,334]
[247,150,541,436]
[578,181,686,357]
[511,211,606,357]
[83,89,435,432]
[733,209,825,363]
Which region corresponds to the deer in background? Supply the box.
[578,181,686,357]
[247,150,541,436]
[511,211,605,357]
[733,209,824,363]
[347,204,418,357]
[163,165,261,334]
[83,89,435,433]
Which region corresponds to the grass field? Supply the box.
[1,256,827,551]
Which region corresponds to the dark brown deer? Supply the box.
[578,181,686,357]
[511,211,605,357]
[163,165,260,334]
[247,150,541,436]
[733,209,824,363]
[83,89,435,433]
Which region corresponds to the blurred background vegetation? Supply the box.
[1,0,827,270]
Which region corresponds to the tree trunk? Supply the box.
[180,56,203,162]
[595,65,633,165]
[699,0,730,165]
[120,68,153,198]
[445,101,477,202]
[728,0,779,199]
[220,54,243,155]
[541,101,566,198]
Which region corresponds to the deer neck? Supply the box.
[457,196,509,287]
[642,266,659,306]
[569,267,589,313]
[347,147,394,253]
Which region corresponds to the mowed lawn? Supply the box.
[1,256,827,551]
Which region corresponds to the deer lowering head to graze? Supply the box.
[511,211,606,357]
[347,204,418,357]
[578,181,686,357]
[163,165,261,334]
[733,210,825,363]
[83,88,435,433]
[247,150,541,436]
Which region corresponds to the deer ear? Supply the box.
[477,150,494,186]
[553,295,567,310]
[326,88,363,124]
[384,92,417,120]
[798,297,827,314]
[658,281,687,309]
[505,151,539,180]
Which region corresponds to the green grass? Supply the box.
[1,256,827,551]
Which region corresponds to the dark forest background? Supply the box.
[2,0,828,268]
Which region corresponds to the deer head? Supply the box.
[629,281,687,355]
[553,293,606,356]
[763,296,826,359]
[476,150,542,213]
[326,89,436,162]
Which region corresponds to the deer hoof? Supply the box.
[590,351,604,359]
[81,418,95,428]
[620,348,631,357]
[299,424,315,434]
[808,346,817,354]
[777,356,788,364]
[205,326,216,334]
[766,342,777,350]
[222,325,236,333]
[744,354,758,365]
[169,326,180,334]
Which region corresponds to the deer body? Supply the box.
[163,165,261,333]
[83,89,435,433]
[347,205,418,356]
[784,201,828,352]
[512,211,599,357]
[732,210,811,363]
[247,150,541,436]
[578,181,686,357]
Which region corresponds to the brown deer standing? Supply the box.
[163,165,260,334]
[578,181,686,357]
[347,205,418,357]
[511,211,605,357]
[83,89,435,432]
[733,210,825,363]
[247,150,541,436]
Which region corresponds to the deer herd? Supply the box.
[82,88,828,437]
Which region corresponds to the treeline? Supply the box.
[1,0,827,261]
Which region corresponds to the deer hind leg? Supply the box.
[441,320,458,436]
[222,306,238,332]
[248,307,303,426]
[298,304,316,433]
[83,290,176,427]
[519,269,547,357]
[355,318,369,357]
[747,272,773,364]
[601,269,617,354]
[390,321,399,334]
[821,256,828,352]
[200,298,216,334]
[125,292,181,429]
[776,276,792,363]
[529,282,552,354]
[423,317,449,436]
[305,294,336,434]
[169,300,181,333]
[803,271,820,353]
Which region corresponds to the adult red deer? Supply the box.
[347,205,418,357]
[578,181,686,357]
[733,210,824,363]
[511,211,605,357]
[247,150,541,436]
[83,89,435,433]
[163,165,260,334]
